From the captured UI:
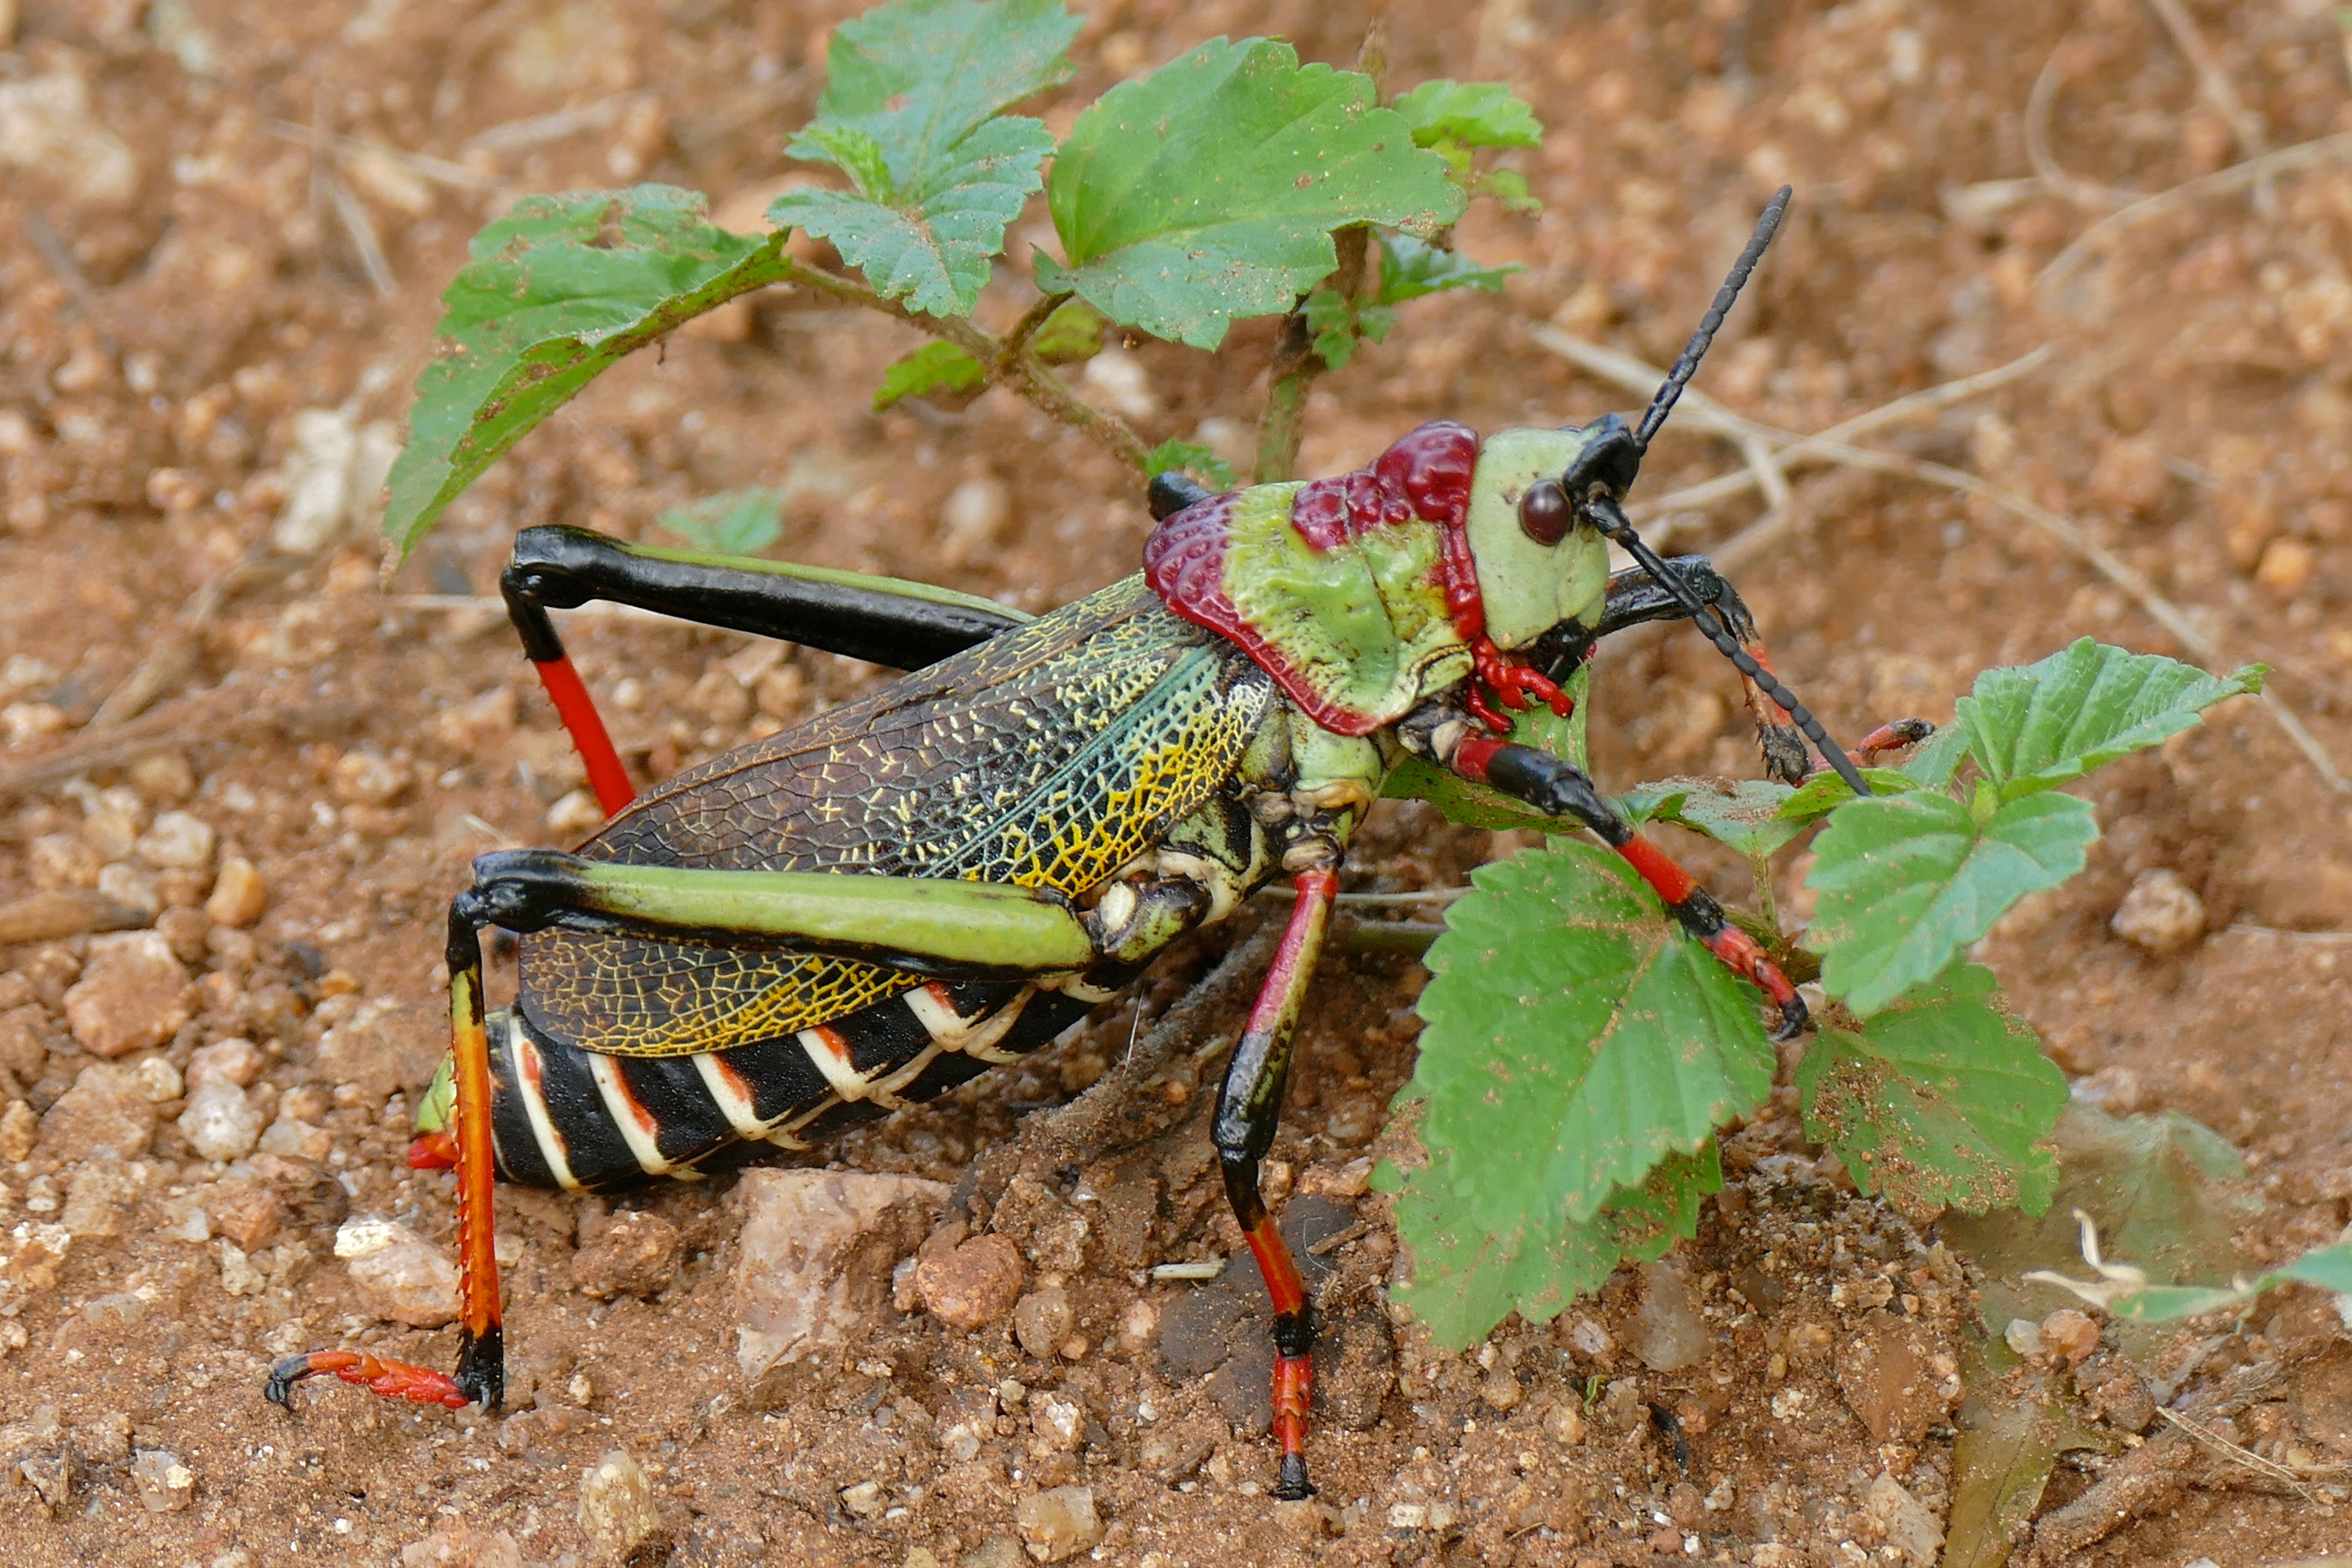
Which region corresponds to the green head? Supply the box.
[1462,418,1630,651]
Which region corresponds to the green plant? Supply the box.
[380,0,1539,560]
[1386,640,2265,1346]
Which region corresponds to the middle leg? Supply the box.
[1210,864,1338,1501]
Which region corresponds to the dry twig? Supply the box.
[2142,0,2271,184]
[2024,46,2141,211]
[2038,132,2352,294]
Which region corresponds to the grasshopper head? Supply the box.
[1461,413,1639,651]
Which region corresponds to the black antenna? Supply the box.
[1586,186,1875,799]
[1634,185,1791,454]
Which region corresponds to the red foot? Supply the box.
[407,1130,458,1170]
[266,1350,473,1410]
[1468,637,1574,734]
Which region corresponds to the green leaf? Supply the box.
[383,187,790,558]
[1900,722,1971,789]
[1142,439,1236,490]
[654,488,786,555]
[1300,288,1394,370]
[1412,842,1774,1234]
[1803,789,2099,1016]
[796,124,897,200]
[1393,1142,1719,1348]
[1945,1365,2107,1568]
[1940,1105,2260,1336]
[1390,79,1544,149]
[1772,767,1918,826]
[798,0,1077,180]
[1798,965,2067,1219]
[1028,297,1106,361]
[873,340,987,410]
[775,116,1053,317]
[1617,776,1802,859]
[1956,640,2266,802]
[1474,167,1542,215]
[1042,38,1464,349]
[775,0,1078,316]
[1374,231,1520,305]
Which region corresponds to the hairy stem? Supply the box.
[780,260,1150,478]
[1254,224,1372,483]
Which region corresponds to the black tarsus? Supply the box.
[502,524,1023,675]
[1634,185,1792,454]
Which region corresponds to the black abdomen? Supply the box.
[484,977,1101,1192]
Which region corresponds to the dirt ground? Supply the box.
[3,0,2352,1564]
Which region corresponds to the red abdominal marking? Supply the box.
[531,654,635,818]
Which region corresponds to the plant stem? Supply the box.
[998,292,1063,370]
[778,259,1150,479]
[1253,224,1372,483]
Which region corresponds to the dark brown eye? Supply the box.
[1519,479,1571,545]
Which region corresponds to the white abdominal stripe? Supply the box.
[489,977,1096,1192]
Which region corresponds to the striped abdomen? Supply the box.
[483,976,1107,1193]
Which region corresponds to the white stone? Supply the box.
[0,72,137,205]
[177,1078,263,1161]
[217,1239,266,1296]
[2110,868,2206,955]
[1861,1472,1942,1565]
[134,811,215,870]
[257,1115,332,1161]
[130,1055,183,1102]
[732,1168,949,1380]
[270,409,399,554]
[578,1450,661,1550]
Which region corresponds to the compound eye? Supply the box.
[1518,479,1571,545]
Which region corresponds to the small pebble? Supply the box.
[59,1161,143,1237]
[2110,868,2205,955]
[203,856,267,928]
[578,1449,662,1550]
[187,1036,262,1088]
[178,1078,263,1161]
[204,1179,282,1251]
[1632,1259,1708,1372]
[1031,1392,1084,1454]
[1013,1286,1075,1360]
[2037,1308,2101,1366]
[337,1217,459,1326]
[257,1114,333,1161]
[37,1062,157,1161]
[839,1479,887,1517]
[129,1449,194,1512]
[61,931,191,1057]
[135,811,215,870]
[570,1209,681,1299]
[0,1099,37,1161]
[916,1233,1026,1331]
[1014,1484,1103,1563]
[129,1054,182,1102]
[217,1239,267,1297]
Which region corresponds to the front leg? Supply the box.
[1211,864,1337,1501]
[1409,712,1807,1040]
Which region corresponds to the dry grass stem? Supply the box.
[2038,132,2352,294]
[1530,326,2350,796]
[326,172,397,297]
[2025,48,2141,211]
[264,121,505,191]
[2142,0,2271,172]
[2154,1407,2317,1498]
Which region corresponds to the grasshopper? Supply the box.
[270,190,1900,1500]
